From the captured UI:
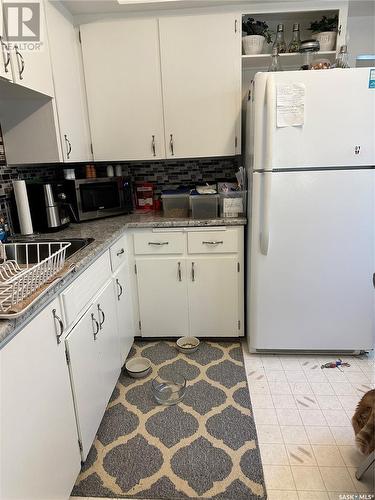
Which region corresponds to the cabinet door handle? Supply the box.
[338,24,342,35]
[0,36,10,74]
[152,135,156,157]
[64,134,72,159]
[91,313,99,340]
[178,262,182,282]
[169,134,174,156]
[202,241,224,245]
[191,262,195,282]
[116,278,123,300]
[116,248,125,256]
[97,304,105,329]
[52,308,64,344]
[15,46,25,79]
[148,241,169,246]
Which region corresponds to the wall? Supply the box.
[347,1,375,66]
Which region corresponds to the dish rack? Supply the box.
[0,241,71,314]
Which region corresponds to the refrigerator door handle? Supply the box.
[265,74,275,171]
[259,76,275,256]
[253,73,268,173]
[259,172,272,255]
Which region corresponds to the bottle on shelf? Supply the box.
[299,39,320,70]
[273,24,287,54]
[268,46,283,72]
[335,45,350,68]
[288,23,301,53]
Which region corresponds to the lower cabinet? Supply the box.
[187,257,240,337]
[0,298,81,500]
[114,262,135,365]
[136,257,189,337]
[133,227,244,338]
[66,280,121,460]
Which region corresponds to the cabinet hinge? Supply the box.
[78,439,83,452]
[138,320,142,330]
[78,30,82,44]
[237,262,240,273]
[235,136,238,148]
[65,348,70,365]
[238,320,241,330]
[134,264,137,275]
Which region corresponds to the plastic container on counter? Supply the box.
[219,191,246,218]
[190,194,219,219]
[161,191,190,218]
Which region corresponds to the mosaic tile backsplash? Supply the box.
[0,126,240,225]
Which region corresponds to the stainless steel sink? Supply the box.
[5,237,95,263]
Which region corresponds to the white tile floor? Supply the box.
[243,343,375,499]
[71,345,375,500]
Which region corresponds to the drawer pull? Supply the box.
[178,262,182,282]
[52,309,64,344]
[91,313,99,340]
[202,241,224,245]
[116,248,125,256]
[148,242,169,246]
[97,304,105,330]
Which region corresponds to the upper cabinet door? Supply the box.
[80,18,165,161]
[45,1,92,162]
[159,14,241,159]
[3,0,54,96]
[0,0,12,81]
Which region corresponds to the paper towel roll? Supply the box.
[13,180,33,235]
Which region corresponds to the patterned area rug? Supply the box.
[72,341,266,499]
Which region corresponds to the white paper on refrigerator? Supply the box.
[276,83,305,127]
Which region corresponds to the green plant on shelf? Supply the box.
[242,17,274,44]
[309,14,338,33]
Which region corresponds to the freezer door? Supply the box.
[248,169,374,351]
[253,68,375,170]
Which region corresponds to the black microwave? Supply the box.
[64,177,133,222]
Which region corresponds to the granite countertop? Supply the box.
[0,212,247,348]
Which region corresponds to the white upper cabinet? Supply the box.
[3,0,54,96]
[45,0,92,162]
[80,12,241,160]
[0,0,12,81]
[159,13,241,158]
[80,18,165,161]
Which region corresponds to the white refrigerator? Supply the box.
[246,68,375,353]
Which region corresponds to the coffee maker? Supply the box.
[26,182,70,232]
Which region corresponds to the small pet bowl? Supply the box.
[151,373,186,405]
[125,357,151,378]
[176,336,200,353]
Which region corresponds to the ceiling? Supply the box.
[59,0,375,17]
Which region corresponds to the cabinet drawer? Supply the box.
[110,234,128,272]
[187,230,238,254]
[61,251,111,326]
[134,232,185,255]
